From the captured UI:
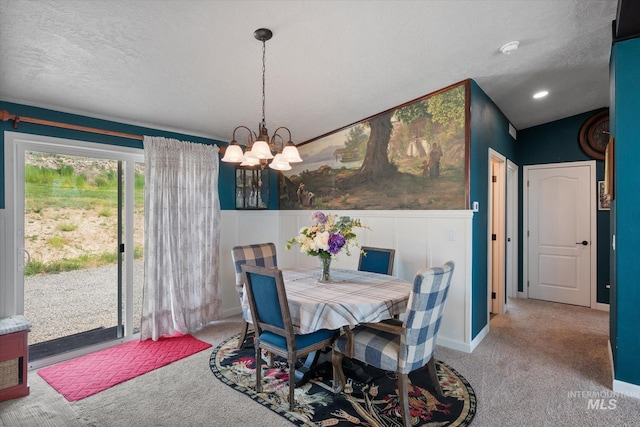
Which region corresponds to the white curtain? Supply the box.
[140,136,222,341]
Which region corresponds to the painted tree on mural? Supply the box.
[357,86,464,182]
[427,85,465,140]
[395,100,429,124]
[395,86,465,150]
[357,111,395,181]
[394,100,431,158]
[358,86,465,182]
[343,125,368,161]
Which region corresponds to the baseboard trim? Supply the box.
[608,339,614,387]
[608,341,640,399]
[223,307,242,318]
[470,324,490,352]
[613,379,640,399]
[436,335,472,353]
[436,323,489,354]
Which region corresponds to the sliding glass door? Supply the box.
[3,132,143,366]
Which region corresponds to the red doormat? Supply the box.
[38,334,211,401]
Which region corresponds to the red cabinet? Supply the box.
[0,322,30,401]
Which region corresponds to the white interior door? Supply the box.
[526,162,594,307]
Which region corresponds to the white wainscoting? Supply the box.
[219,209,474,352]
[219,210,281,318]
[0,209,7,317]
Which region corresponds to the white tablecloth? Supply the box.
[244,268,412,334]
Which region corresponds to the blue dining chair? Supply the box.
[242,264,339,411]
[332,261,455,427]
[231,243,278,348]
[358,246,395,275]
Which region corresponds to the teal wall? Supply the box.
[468,80,518,338]
[518,111,610,304]
[608,40,617,371]
[0,101,248,210]
[5,79,625,356]
[610,37,640,386]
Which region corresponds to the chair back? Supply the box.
[358,246,395,275]
[241,264,293,343]
[231,243,278,296]
[400,261,454,373]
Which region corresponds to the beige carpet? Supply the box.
[1,298,639,426]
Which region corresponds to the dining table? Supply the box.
[242,266,413,385]
[279,267,412,334]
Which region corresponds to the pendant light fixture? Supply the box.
[221,28,302,171]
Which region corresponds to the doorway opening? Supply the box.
[488,149,507,317]
[506,160,519,300]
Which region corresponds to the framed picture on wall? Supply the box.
[598,180,610,210]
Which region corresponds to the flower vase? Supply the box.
[319,256,332,283]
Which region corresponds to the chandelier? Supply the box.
[221,28,302,171]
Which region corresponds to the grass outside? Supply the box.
[25,246,144,276]
[25,163,144,212]
[24,159,145,276]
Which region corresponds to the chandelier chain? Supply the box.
[261,39,266,128]
[221,28,302,170]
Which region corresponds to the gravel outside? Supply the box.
[24,261,144,344]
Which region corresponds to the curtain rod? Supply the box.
[0,109,143,141]
[0,109,228,153]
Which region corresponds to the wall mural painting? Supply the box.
[279,81,469,210]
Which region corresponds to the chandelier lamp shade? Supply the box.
[221,28,303,171]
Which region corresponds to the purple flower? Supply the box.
[311,211,327,224]
[328,233,346,254]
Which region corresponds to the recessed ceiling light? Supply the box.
[533,91,549,99]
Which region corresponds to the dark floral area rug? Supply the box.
[209,334,476,426]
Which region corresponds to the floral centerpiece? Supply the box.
[286,211,368,282]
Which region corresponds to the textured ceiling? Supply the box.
[0,0,617,143]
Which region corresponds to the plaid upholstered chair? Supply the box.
[242,264,339,411]
[358,246,396,275]
[231,243,278,349]
[332,261,455,427]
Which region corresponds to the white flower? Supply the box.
[286,211,368,259]
[300,238,312,253]
[314,231,330,251]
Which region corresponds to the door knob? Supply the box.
[576,240,588,246]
